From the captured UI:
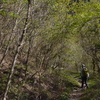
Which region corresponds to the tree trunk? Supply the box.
[3,0,31,100]
[92,58,96,72]
[24,40,31,77]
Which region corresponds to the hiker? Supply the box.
[80,64,89,88]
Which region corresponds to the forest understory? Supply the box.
[0,0,100,100]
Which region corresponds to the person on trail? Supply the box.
[80,64,89,88]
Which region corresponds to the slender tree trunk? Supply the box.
[37,56,45,100]
[3,1,31,100]
[24,32,37,77]
[24,40,31,77]
[92,58,96,72]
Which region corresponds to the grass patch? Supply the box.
[67,71,80,79]
[60,70,80,88]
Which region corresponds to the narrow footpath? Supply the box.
[68,87,84,100]
[68,76,85,100]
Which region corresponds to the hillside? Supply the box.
[0,0,100,100]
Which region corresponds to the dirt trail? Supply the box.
[68,87,84,100]
[68,76,85,100]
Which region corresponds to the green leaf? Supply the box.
[9,12,18,18]
[0,11,7,16]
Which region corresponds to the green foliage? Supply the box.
[60,93,69,100]
[60,70,80,88]
[0,11,7,16]
[69,2,100,33]
[3,0,18,3]
[1,0,100,100]
[9,12,18,18]
[68,71,80,79]
[95,43,100,48]
[2,0,8,3]
[0,10,18,18]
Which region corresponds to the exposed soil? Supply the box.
[68,88,84,100]
[68,76,85,100]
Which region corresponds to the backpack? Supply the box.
[82,68,88,77]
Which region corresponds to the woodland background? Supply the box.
[0,0,100,100]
